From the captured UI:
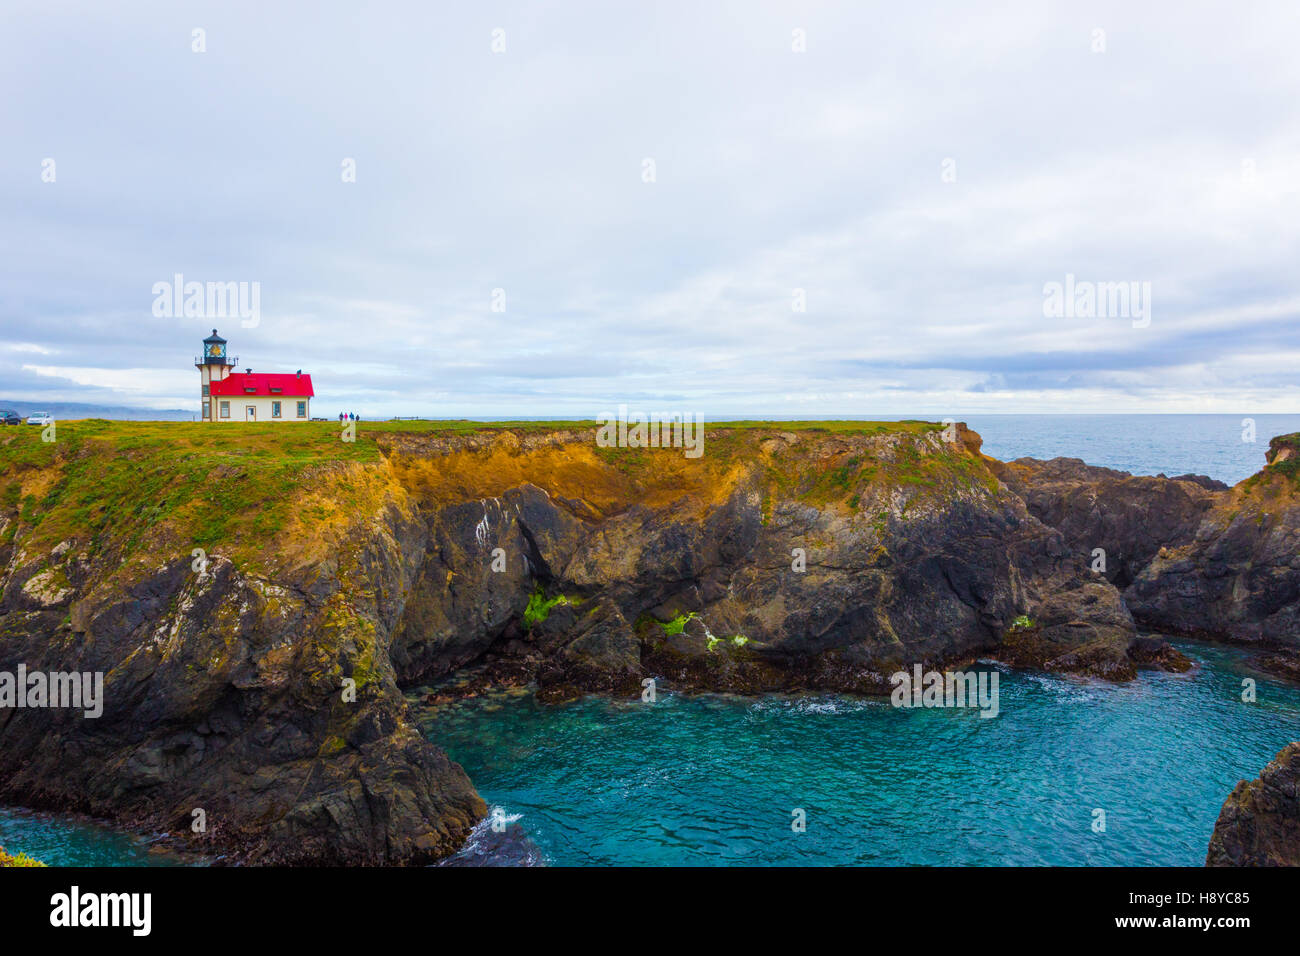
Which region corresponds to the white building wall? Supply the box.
[209,394,311,422]
[200,364,232,420]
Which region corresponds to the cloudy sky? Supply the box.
[3,1,1299,418]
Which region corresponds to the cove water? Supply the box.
[421,642,1300,866]
[0,806,179,867]
[13,643,1295,866]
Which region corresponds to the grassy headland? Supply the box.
[0,418,968,590]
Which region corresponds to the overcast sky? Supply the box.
[3,1,1299,418]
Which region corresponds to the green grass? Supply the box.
[363,418,943,438]
[0,417,961,578]
[522,587,579,629]
[659,612,696,635]
[1265,433,1300,486]
[0,420,384,566]
[1240,432,1300,493]
[1271,457,1300,483]
[707,420,943,435]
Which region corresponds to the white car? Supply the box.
[26,411,53,426]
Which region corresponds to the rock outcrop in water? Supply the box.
[1,421,1296,864]
[1207,742,1300,866]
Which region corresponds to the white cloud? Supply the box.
[1,0,1298,416]
[22,365,194,395]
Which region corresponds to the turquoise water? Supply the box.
[419,642,1300,866]
[0,806,179,866]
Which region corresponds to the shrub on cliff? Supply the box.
[1264,432,1300,485]
[0,845,47,867]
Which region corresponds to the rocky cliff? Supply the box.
[1129,434,1300,655]
[995,434,1300,664]
[0,422,484,865]
[384,421,1153,701]
[1207,742,1300,866]
[1,420,1295,864]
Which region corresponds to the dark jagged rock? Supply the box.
[0,445,485,866]
[437,817,547,867]
[387,425,1140,702]
[995,439,1300,656]
[1206,743,1300,866]
[1125,634,1193,672]
[1259,654,1300,683]
[1129,496,1300,649]
[992,456,1224,590]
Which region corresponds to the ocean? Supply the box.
[961,414,1300,486]
[421,642,1300,867]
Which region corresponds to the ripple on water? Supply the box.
[0,806,183,867]
[418,641,1300,866]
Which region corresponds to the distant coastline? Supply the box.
[0,401,192,421]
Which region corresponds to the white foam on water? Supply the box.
[1021,671,1102,703]
[747,695,884,717]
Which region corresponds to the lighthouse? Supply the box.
[196,329,315,422]
[196,329,236,420]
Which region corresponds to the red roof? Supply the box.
[209,372,314,398]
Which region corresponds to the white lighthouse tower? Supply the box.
[196,329,236,420]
